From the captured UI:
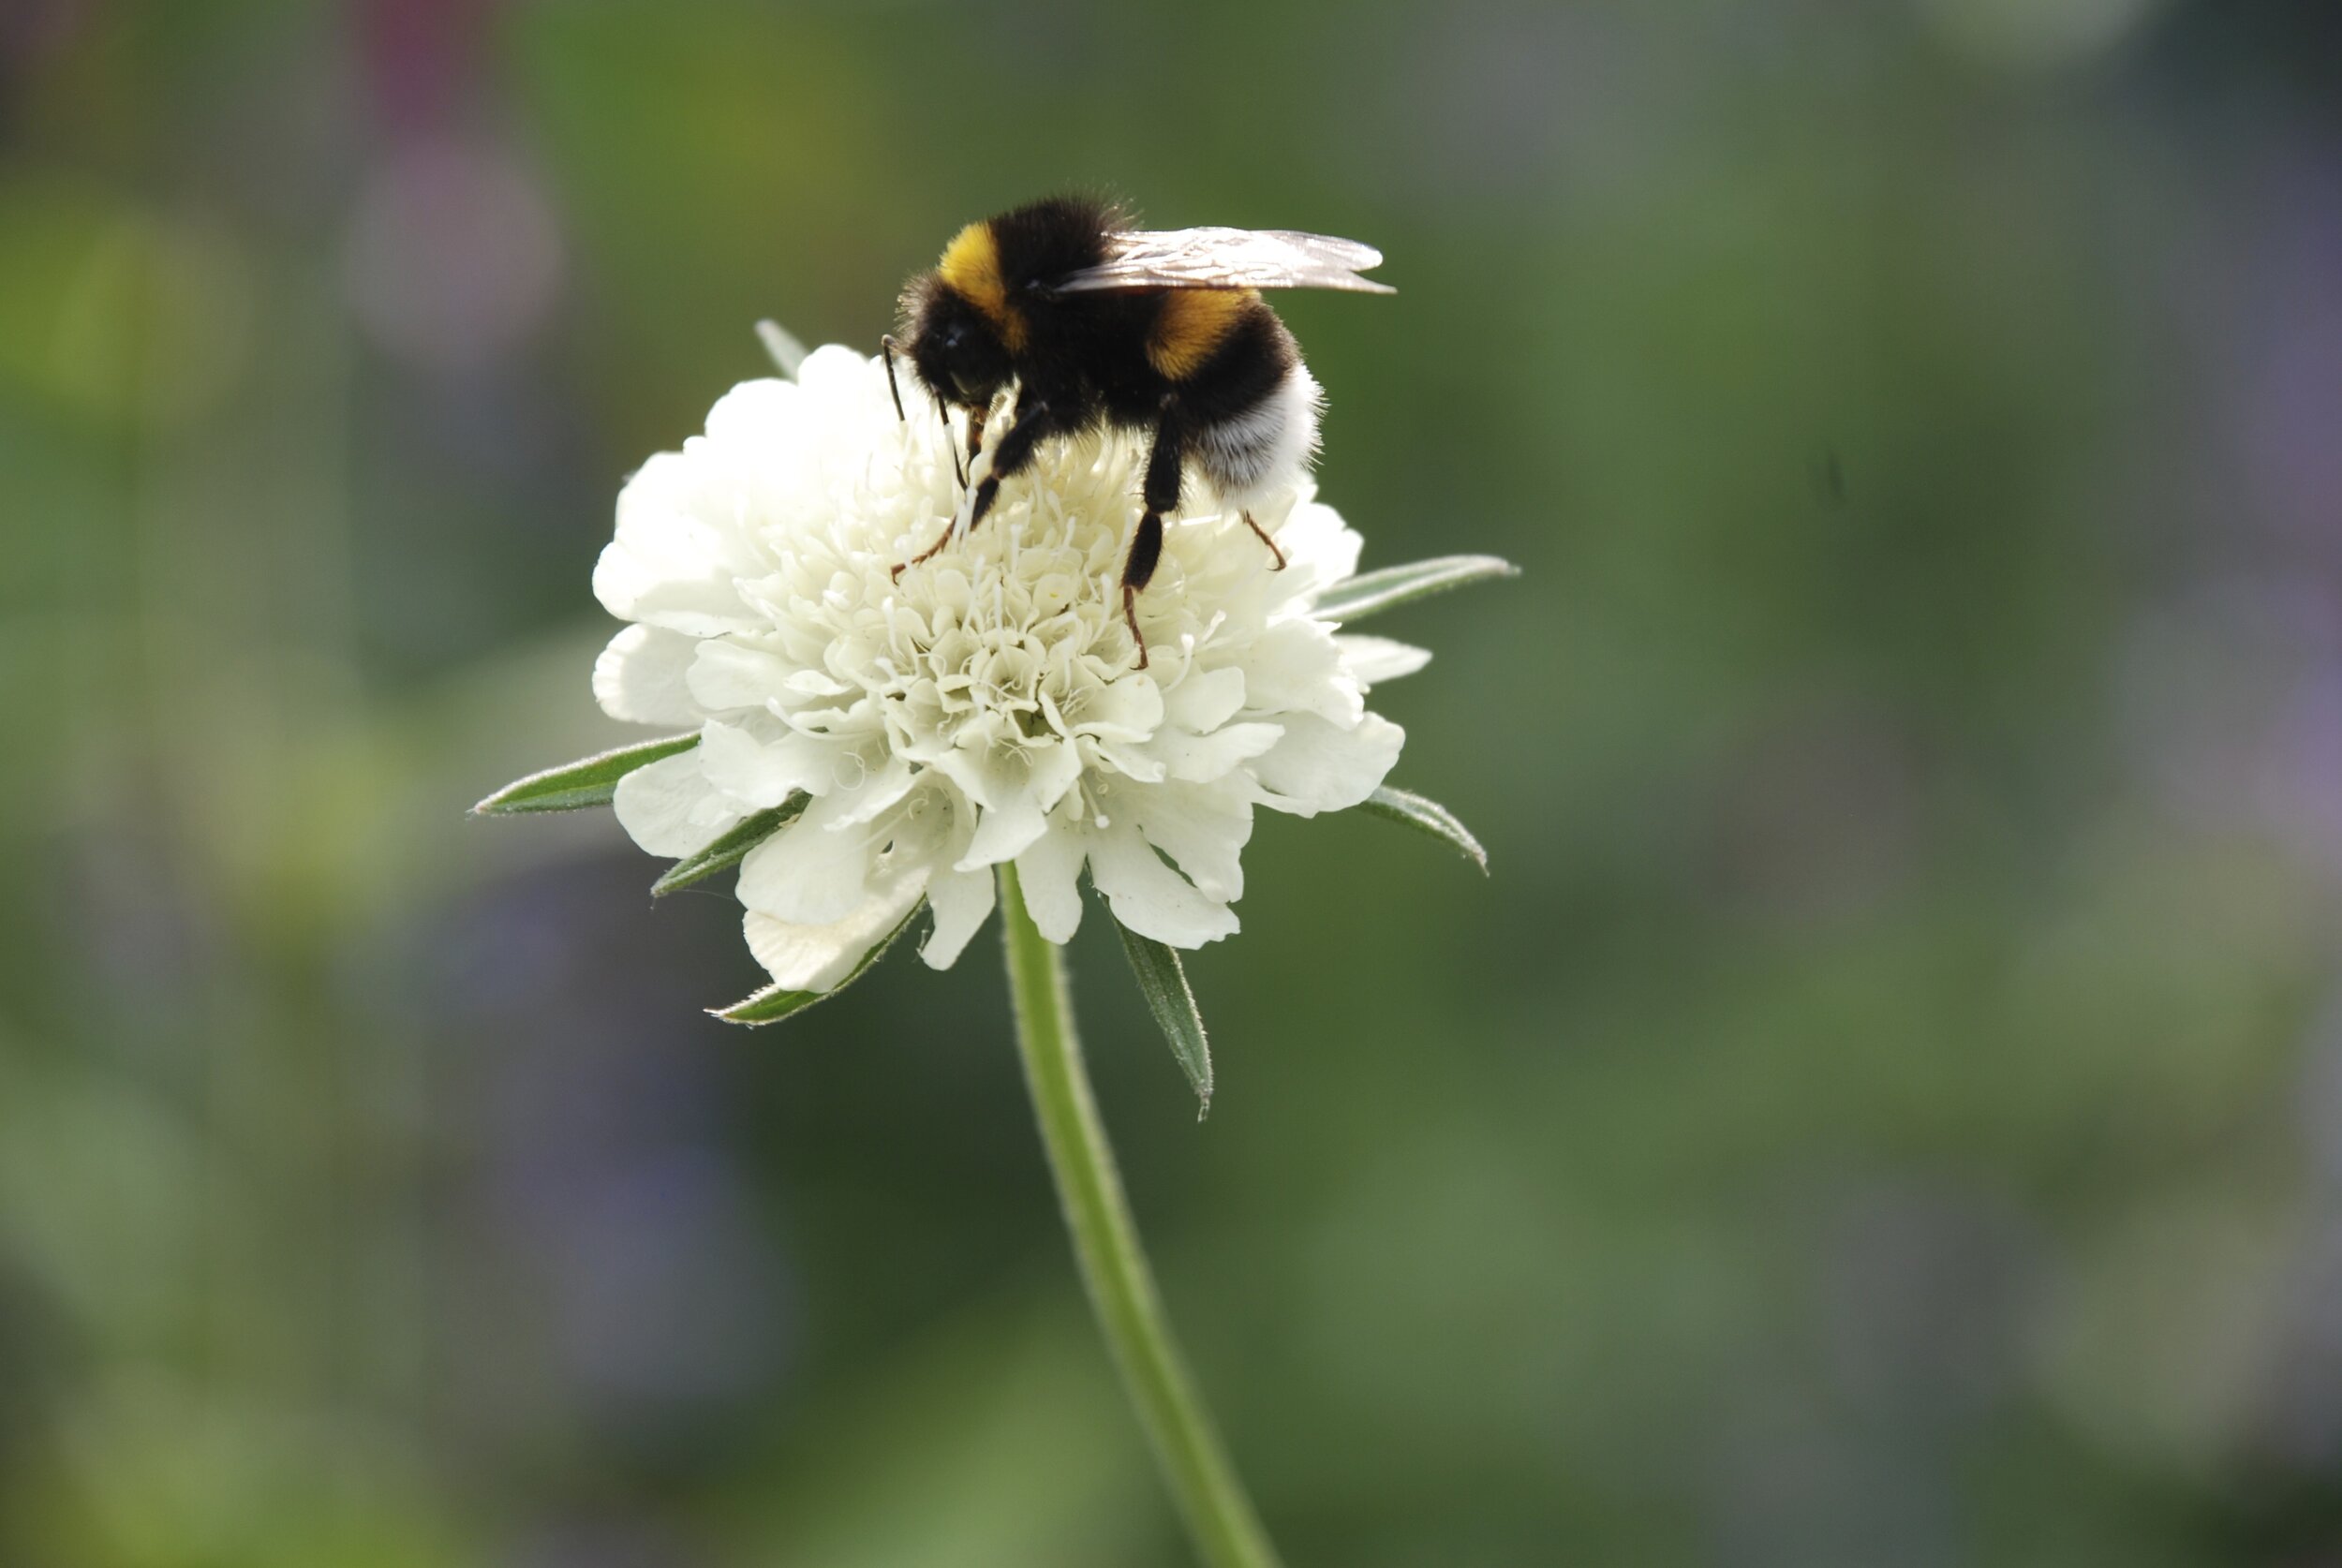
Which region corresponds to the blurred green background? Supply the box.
[7,1,2342,1563]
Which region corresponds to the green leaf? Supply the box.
[652,798,806,896]
[1114,922,1214,1118]
[712,905,923,1027]
[755,318,808,377]
[1312,555,1519,622]
[1360,784,1489,874]
[470,733,700,816]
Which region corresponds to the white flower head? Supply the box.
[590,344,1428,994]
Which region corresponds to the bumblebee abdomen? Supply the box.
[1145,288,1256,380]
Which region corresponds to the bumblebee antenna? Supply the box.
[881,334,907,422]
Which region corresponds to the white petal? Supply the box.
[700,720,837,807]
[794,344,886,408]
[1242,619,1364,726]
[1250,712,1404,816]
[743,871,926,993]
[592,625,703,726]
[1013,822,1089,944]
[1069,673,1165,742]
[687,640,795,713]
[920,865,997,969]
[593,453,765,636]
[832,756,919,826]
[703,377,799,447]
[734,791,881,925]
[1336,634,1431,687]
[1154,720,1282,784]
[1279,499,1364,597]
[1163,666,1248,732]
[1133,784,1253,903]
[1089,820,1238,948]
[1025,737,1084,814]
[960,791,1049,870]
[612,748,739,856]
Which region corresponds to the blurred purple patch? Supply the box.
[345,136,566,377]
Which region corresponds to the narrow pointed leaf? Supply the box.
[1313,555,1519,622]
[1360,784,1489,874]
[652,798,806,896]
[755,318,808,377]
[1115,922,1214,1118]
[713,905,922,1027]
[472,733,699,816]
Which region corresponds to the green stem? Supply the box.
[998,865,1284,1568]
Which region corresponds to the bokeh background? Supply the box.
[6,1,2342,1563]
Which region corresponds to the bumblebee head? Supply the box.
[901,278,1014,411]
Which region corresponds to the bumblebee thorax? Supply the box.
[936,223,1029,351]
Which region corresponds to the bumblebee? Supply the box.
[889,195,1391,665]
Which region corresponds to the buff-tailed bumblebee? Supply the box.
[887,195,1390,665]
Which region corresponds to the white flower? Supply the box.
[590,344,1426,993]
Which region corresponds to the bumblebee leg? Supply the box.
[960,397,1052,535]
[1120,422,1184,669]
[1240,510,1287,570]
[1122,513,1164,670]
[941,400,965,489]
[893,398,1054,582]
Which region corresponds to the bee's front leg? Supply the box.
[894,398,1055,580]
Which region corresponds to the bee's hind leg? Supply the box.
[1121,513,1165,670]
[1240,510,1286,570]
[1121,421,1184,670]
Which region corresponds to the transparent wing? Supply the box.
[1051,227,1394,294]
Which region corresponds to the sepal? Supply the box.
[1115,921,1215,1118]
[471,733,700,815]
[1359,784,1489,873]
[652,799,806,895]
[1313,555,1519,622]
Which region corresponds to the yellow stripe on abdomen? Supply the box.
[1146,289,1255,380]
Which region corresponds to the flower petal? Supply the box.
[735,791,881,925]
[1014,821,1090,944]
[687,640,796,714]
[743,871,926,992]
[593,453,767,636]
[1155,720,1282,784]
[1162,665,1248,732]
[1134,783,1253,903]
[612,748,740,856]
[703,377,800,446]
[700,719,838,807]
[1089,820,1239,948]
[1278,498,1364,597]
[960,790,1050,870]
[1242,619,1365,726]
[592,625,702,725]
[1250,712,1404,816]
[920,864,997,969]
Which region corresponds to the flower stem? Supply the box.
[998,865,1284,1568]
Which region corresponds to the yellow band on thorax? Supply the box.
[937,223,1028,351]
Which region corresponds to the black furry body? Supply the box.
[900,197,1302,501]
[895,195,1371,665]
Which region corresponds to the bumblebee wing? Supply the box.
[1050,227,1394,295]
